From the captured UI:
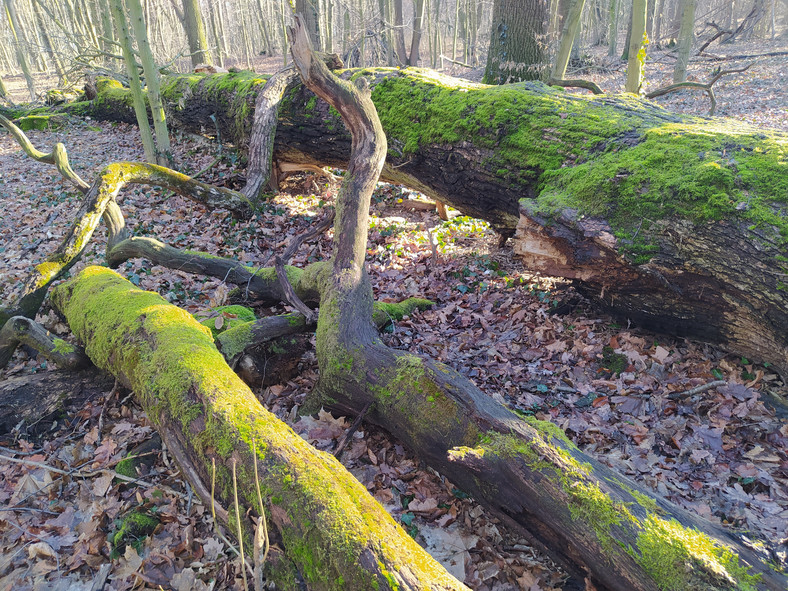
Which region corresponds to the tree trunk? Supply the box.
[626,0,648,92]
[75,68,788,379]
[295,0,321,50]
[552,0,587,79]
[126,0,172,165]
[608,0,619,56]
[392,0,408,64]
[3,0,36,101]
[483,0,549,83]
[109,0,158,164]
[6,30,788,587]
[408,0,426,65]
[50,266,467,591]
[672,0,696,83]
[180,0,212,66]
[0,369,113,435]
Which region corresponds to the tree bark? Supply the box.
[180,0,212,66]
[77,69,788,378]
[626,0,648,92]
[0,369,113,435]
[483,0,549,83]
[672,0,697,83]
[552,0,587,79]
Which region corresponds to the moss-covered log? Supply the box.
[51,265,466,591]
[70,67,788,377]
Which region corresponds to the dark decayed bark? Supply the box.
[0,369,113,435]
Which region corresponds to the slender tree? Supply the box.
[109,0,157,163]
[672,0,696,82]
[625,0,647,93]
[4,0,36,101]
[180,0,212,66]
[408,0,425,65]
[608,0,619,56]
[552,0,586,79]
[393,0,407,64]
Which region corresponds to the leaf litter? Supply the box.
[2,43,788,588]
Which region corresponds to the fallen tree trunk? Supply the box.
[0,368,112,435]
[70,67,788,378]
[51,265,467,591]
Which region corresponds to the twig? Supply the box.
[334,401,373,458]
[280,209,335,262]
[252,438,269,591]
[274,256,317,324]
[211,457,242,558]
[232,459,250,591]
[439,54,472,68]
[668,380,727,399]
[646,62,754,116]
[0,452,188,499]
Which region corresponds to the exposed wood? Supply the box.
[0,316,90,371]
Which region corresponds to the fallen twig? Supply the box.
[668,380,727,399]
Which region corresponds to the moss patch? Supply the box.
[635,515,760,591]
[111,510,158,555]
[13,115,63,131]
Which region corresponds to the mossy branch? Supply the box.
[51,266,467,590]
[0,113,89,191]
[0,316,90,370]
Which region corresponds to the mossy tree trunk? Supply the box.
[86,67,788,377]
[180,0,212,67]
[625,0,648,92]
[51,266,467,591]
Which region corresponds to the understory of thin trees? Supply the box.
[2,13,787,591]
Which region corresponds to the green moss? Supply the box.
[635,515,760,591]
[115,456,139,478]
[111,510,158,555]
[371,297,434,327]
[51,337,76,355]
[197,304,256,337]
[53,266,459,589]
[566,480,633,551]
[602,346,628,376]
[13,115,62,131]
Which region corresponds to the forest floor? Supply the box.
[0,37,787,590]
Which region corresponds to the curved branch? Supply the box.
[1,161,254,360]
[548,77,604,95]
[0,316,90,370]
[0,113,89,192]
